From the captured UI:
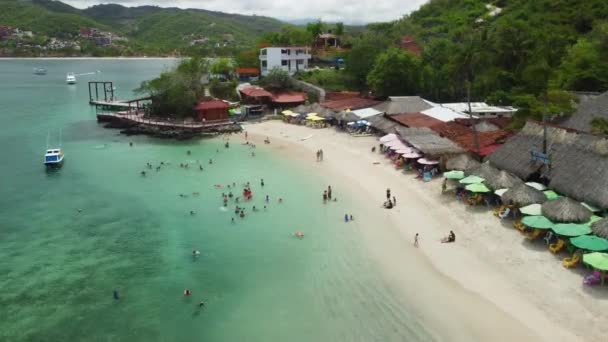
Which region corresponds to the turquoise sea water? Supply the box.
[0,59,432,341]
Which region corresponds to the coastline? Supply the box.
[245,120,606,341]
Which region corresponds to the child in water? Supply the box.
[344,214,349,222]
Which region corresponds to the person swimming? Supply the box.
[199,300,206,308]
[192,250,201,257]
[228,192,233,198]
[295,231,304,239]
[240,210,245,218]
[113,290,120,300]
[190,210,195,215]
[265,195,269,203]
[184,289,192,296]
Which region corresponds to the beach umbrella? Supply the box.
[501,184,547,207]
[552,223,591,237]
[395,148,413,154]
[583,252,608,271]
[465,183,491,193]
[525,182,547,191]
[459,175,485,184]
[543,190,561,200]
[384,139,404,147]
[570,235,608,252]
[485,170,523,190]
[402,152,422,159]
[522,215,554,229]
[494,188,508,197]
[282,110,294,115]
[591,218,608,239]
[541,197,592,223]
[586,215,602,226]
[417,158,439,165]
[444,170,465,180]
[446,154,480,171]
[581,202,601,213]
[520,204,542,216]
[380,133,398,143]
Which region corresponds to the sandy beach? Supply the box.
[246,120,608,341]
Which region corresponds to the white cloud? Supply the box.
[62,0,428,24]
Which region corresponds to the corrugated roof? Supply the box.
[271,92,306,103]
[432,121,512,155]
[240,87,272,97]
[351,107,383,119]
[421,106,468,122]
[390,113,443,128]
[321,97,381,111]
[236,67,259,75]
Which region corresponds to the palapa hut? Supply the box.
[446,154,480,171]
[486,170,523,190]
[395,126,464,162]
[465,161,499,179]
[541,197,592,223]
[489,121,608,210]
[591,218,608,239]
[367,114,400,134]
[501,183,546,207]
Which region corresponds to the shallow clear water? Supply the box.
[0,59,432,341]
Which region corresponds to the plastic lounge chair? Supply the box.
[549,239,565,254]
[525,229,544,240]
[563,253,581,269]
[493,205,505,217]
[513,221,526,233]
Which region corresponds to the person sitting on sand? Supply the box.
[383,200,393,209]
[441,231,456,243]
[295,231,304,239]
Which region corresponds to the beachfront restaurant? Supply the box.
[194,99,230,123]
[394,126,464,172]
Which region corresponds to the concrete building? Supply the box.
[259,47,311,76]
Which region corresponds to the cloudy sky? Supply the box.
[62,0,428,24]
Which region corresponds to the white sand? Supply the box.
[245,120,608,341]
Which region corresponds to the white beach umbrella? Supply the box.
[525,182,547,191]
[417,158,439,165]
[380,133,397,143]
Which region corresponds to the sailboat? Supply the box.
[44,131,65,168]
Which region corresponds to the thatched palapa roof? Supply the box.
[446,154,480,171]
[489,121,608,209]
[591,218,608,239]
[367,114,400,134]
[541,197,592,223]
[562,91,608,133]
[486,170,523,190]
[395,126,464,156]
[501,184,546,207]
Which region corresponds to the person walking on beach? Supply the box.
[344,214,349,222]
[414,233,419,247]
[319,149,324,161]
[392,196,396,206]
[386,188,391,200]
[323,191,328,203]
[327,186,332,200]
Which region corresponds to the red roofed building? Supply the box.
[431,121,513,157]
[390,113,443,128]
[240,87,273,104]
[325,91,360,101]
[236,67,259,81]
[271,92,306,106]
[400,36,422,56]
[321,97,381,112]
[194,99,230,122]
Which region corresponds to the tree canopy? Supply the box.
[137,57,208,118]
[367,48,421,97]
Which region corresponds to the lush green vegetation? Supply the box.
[0,0,285,55]
[297,69,355,92]
[136,58,209,118]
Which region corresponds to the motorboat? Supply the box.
[66,72,76,84]
[34,67,47,75]
[44,148,65,167]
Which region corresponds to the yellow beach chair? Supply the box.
[513,220,526,233]
[562,253,581,268]
[525,229,544,240]
[549,239,565,254]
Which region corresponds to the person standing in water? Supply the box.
[113,290,120,300]
[386,188,391,200]
[327,186,332,200]
[261,179,265,187]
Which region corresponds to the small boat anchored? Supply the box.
[34,67,47,75]
[44,131,64,168]
[66,72,76,84]
[44,148,65,167]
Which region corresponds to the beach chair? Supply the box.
[549,239,566,254]
[525,229,544,240]
[563,253,581,269]
[493,205,505,217]
[513,220,526,233]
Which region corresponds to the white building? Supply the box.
[259,47,311,76]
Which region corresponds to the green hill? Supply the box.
[0,0,286,53]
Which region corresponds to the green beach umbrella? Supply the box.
[583,252,608,271]
[465,183,491,193]
[444,170,465,180]
[522,215,554,229]
[543,190,561,200]
[570,235,608,252]
[459,175,485,184]
[552,223,591,237]
[520,203,542,216]
[586,215,602,226]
